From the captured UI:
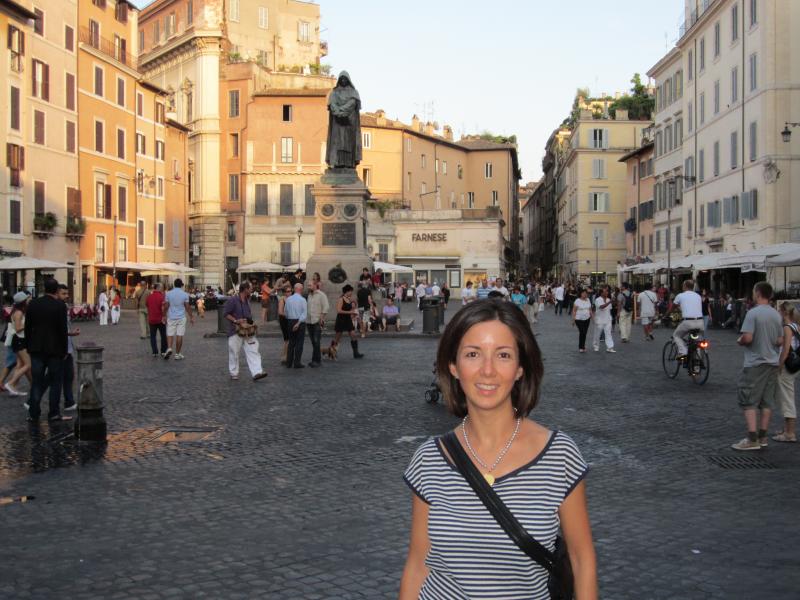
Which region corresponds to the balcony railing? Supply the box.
[678,0,718,40]
[79,26,133,68]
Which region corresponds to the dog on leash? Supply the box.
[321,341,338,361]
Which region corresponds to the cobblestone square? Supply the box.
[1,309,798,599]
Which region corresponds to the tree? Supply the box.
[478,131,517,145]
[609,73,654,120]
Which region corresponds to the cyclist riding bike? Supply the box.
[672,279,704,360]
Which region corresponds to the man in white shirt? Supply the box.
[638,282,658,341]
[593,286,615,352]
[415,282,426,310]
[672,279,704,358]
[493,278,510,299]
[431,281,441,297]
[461,281,476,306]
[555,283,566,315]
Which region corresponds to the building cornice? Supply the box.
[647,47,682,78]
[138,31,222,70]
[677,0,727,48]
[0,0,37,20]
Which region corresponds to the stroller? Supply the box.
[424,364,442,404]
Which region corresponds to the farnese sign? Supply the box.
[412,232,447,242]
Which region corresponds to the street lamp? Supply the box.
[782,122,800,143]
[297,226,303,265]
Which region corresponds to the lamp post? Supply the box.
[297,226,303,266]
[781,122,800,143]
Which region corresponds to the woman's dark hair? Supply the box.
[436,299,544,418]
[342,284,353,294]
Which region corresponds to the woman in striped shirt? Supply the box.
[399,299,597,599]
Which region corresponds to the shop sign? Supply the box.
[412,232,447,242]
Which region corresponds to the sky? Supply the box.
[134,0,685,181]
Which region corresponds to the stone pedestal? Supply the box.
[305,169,373,320]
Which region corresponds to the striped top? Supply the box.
[403,430,587,599]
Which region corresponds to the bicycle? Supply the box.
[662,329,711,385]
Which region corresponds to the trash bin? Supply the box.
[217,304,228,335]
[422,297,440,334]
[267,294,278,321]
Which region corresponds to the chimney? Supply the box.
[443,125,453,141]
[424,122,435,136]
[411,114,420,131]
[375,109,386,126]
[579,109,592,119]
[615,109,629,121]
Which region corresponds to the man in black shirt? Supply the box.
[356,282,373,338]
[25,278,69,423]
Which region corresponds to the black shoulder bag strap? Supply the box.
[441,431,559,577]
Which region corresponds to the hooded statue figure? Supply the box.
[325,71,362,169]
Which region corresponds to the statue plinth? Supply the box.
[306,169,373,319]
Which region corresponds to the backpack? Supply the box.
[785,324,800,374]
[623,291,633,313]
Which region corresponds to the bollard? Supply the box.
[217,304,227,334]
[74,343,107,442]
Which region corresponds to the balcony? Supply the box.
[79,26,134,68]
[678,0,719,40]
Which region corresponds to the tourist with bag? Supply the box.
[772,301,800,443]
[223,282,267,382]
[399,299,597,600]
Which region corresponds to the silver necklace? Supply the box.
[461,414,521,486]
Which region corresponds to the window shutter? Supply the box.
[19,146,24,170]
[602,193,610,212]
[6,143,11,167]
[31,60,36,95]
[592,160,598,178]
[120,38,127,63]
[588,193,594,211]
[104,184,112,218]
[19,30,24,54]
[723,197,731,223]
[603,129,610,149]
[42,63,49,101]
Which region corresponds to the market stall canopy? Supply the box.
[0,257,70,270]
[718,243,800,271]
[95,261,159,271]
[623,260,666,274]
[140,262,198,276]
[238,261,287,273]
[765,248,800,267]
[373,261,413,274]
[671,252,736,270]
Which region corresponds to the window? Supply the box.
[698,149,705,183]
[731,67,739,103]
[442,161,447,175]
[665,126,672,152]
[732,3,739,41]
[91,0,106,7]
[675,119,683,146]
[742,189,758,219]
[378,243,389,263]
[280,241,292,265]
[8,25,23,72]
[229,90,239,118]
[116,128,125,159]
[117,237,127,261]
[32,59,49,100]
[688,101,693,132]
[688,209,693,234]
[723,195,740,224]
[34,8,43,36]
[280,184,293,216]
[33,180,45,217]
[699,92,705,125]
[420,182,427,195]
[157,176,164,198]
[254,184,268,215]
[655,230,661,252]
[592,159,606,179]
[731,131,738,169]
[6,143,24,187]
[229,174,239,202]
[749,121,757,162]
[95,182,111,218]
[700,205,705,230]
[157,223,164,248]
[94,120,104,153]
[590,128,609,149]
[115,77,125,107]
[712,80,720,115]
[187,0,193,25]
[699,37,705,71]
[588,192,610,212]
[749,53,757,91]
[467,192,475,208]
[66,121,76,153]
[136,133,145,155]
[136,92,143,116]
[688,50,694,81]
[305,184,315,216]
[458,164,463,179]
[420,154,426,169]
[229,0,239,21]
[166,13,176,37]
[258,6,268,28]
[362,168,371,186]
[485,162,493,178]
[115,0,128,23]
[65,25,74,51]
[156,140,165,160]
[93,65,103,97]
[227,222,236,242]
[95,236,105,262]
[66,73,75,110]
[750,0,757,26]
[153,19,160,43]
[230,133,239,158]
[713,140,720,176]
[118,185,127,221]
[714,21,720,57]
[139,30,144,51]
[298,20,310,42]
[113,34,126,64]
[9,86,20,130]
[362,131,371,149]
[675,227,682,249]
[491,191,499,206]
[281,137,293,163]
[155,102,165,123]
[137,219,144,245]
[684,156,695,185]
[282,104,292,122]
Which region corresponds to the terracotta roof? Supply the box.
[0,0,37,19]
[618,141,654,162]
[457,139,516,151]
[254,88,329,97]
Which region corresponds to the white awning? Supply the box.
[373,261,413,273]
[0,257,71,271]
[238,261,287,273]
[766,248,800,267]
[718,243,800,270]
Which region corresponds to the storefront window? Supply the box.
[430,270,447,287]
[414,270,429,285]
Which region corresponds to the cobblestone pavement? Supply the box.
[1,307,799,599]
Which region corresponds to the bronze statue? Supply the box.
[325,71,362,169]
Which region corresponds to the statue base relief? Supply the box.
[306,169,373,321]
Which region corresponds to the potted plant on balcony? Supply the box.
[66,216,86,241]
[624,218,637,233]
[33,212,58,238]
